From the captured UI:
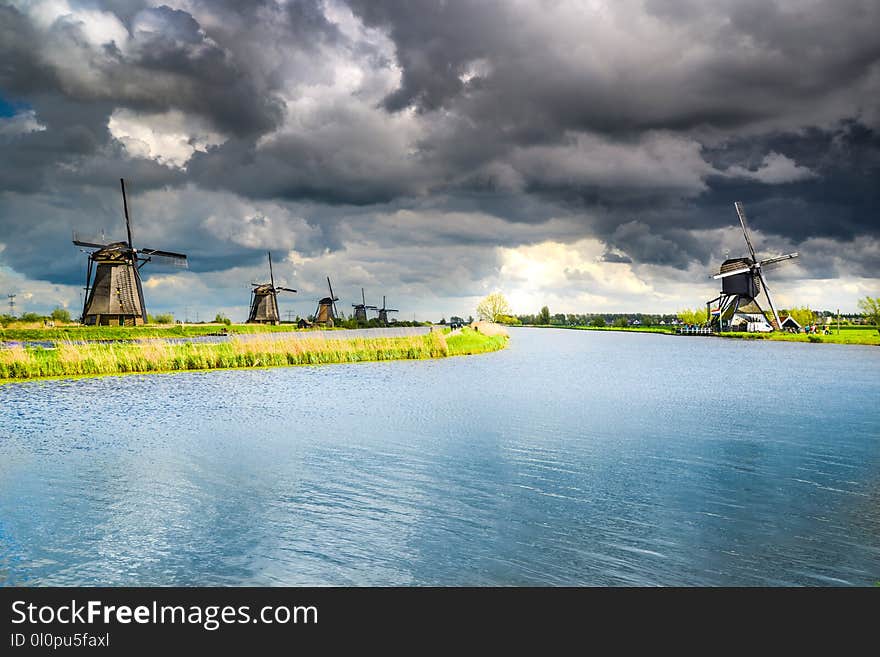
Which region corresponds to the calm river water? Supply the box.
[1,328,878,586]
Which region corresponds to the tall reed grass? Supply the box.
[0,332,470,381]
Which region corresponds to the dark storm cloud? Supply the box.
[350,0,880,131]
[1,3,282,137]
[601,252,633,265]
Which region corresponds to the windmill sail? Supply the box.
[734,201,757,261]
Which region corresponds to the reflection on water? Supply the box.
[1,328,878,586]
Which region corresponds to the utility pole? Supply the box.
[837,308,840,335]
[7,294,16,317]
[286,310,295,323]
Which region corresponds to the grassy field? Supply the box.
[0,328,508,382]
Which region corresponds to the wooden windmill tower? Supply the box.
[72,179,187,326]
[352,288,377,322]
[707,202,799,331]
[247,251,296,324]
[314,277,340,326]
[377,295,398,325]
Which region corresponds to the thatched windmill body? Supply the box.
[377,295,398,325]
[352,288,377,322]
[314,277,340,326]
[247,251,296,324]
[707,202,799,331]
[73,179,187,326]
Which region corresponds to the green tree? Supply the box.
[613,316,629,328]
[858,296,880,330]
[214,312,232,326]
[50,307,72,323]
[591,316,606,327]
[153,313,174,324]
[538,305,550,325]
[785,306,815,327]
[678,308,708,325]
[476,292,512,322]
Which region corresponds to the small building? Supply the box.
[779,315,802,331]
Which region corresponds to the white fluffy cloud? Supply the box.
[109,109,225,169]
[726,152,818,184]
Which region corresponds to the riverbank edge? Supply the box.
[0,322,428,343]
[517,324,880,346]
[0,329,509,383]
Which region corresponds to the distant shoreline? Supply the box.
[516,324,880,346]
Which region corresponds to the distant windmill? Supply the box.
[72,179,187,326]
[247,251,296,324]
[352,288,377,322]
[314,277,340,326]
[707,202,799,331]
[377,295,398,325]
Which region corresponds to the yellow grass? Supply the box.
[0,329,504,382]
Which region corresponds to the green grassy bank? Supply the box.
[0,328,508,382]
[522,323,879,345]
[0,322,379,342]
[445,326,509,355]
[718,328,880,346]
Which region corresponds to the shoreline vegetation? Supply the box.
[0,326,508,383]
[0,322,415,342]
[518,323,880,346]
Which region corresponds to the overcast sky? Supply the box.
[1,0,878,321]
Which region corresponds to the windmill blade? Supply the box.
[361,288,366,306]
[137,248,188,268]
[386,308,398,313]
[734,201,758,261]
[327,277,336,301]
[713,266,752,280]
[72,231,113,249]
[120,178,134,249]
[757,269,782,329]
[759,252,799,269]
[267,251,275,289]
[276,286,297,293]
[73,238,112,250]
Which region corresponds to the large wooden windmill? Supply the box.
[314,277,340,326]
[72,179,187,326]
[247,251,296,324]
[707,202,799,331]
[352,288,377,322]
[377,295,398,325]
